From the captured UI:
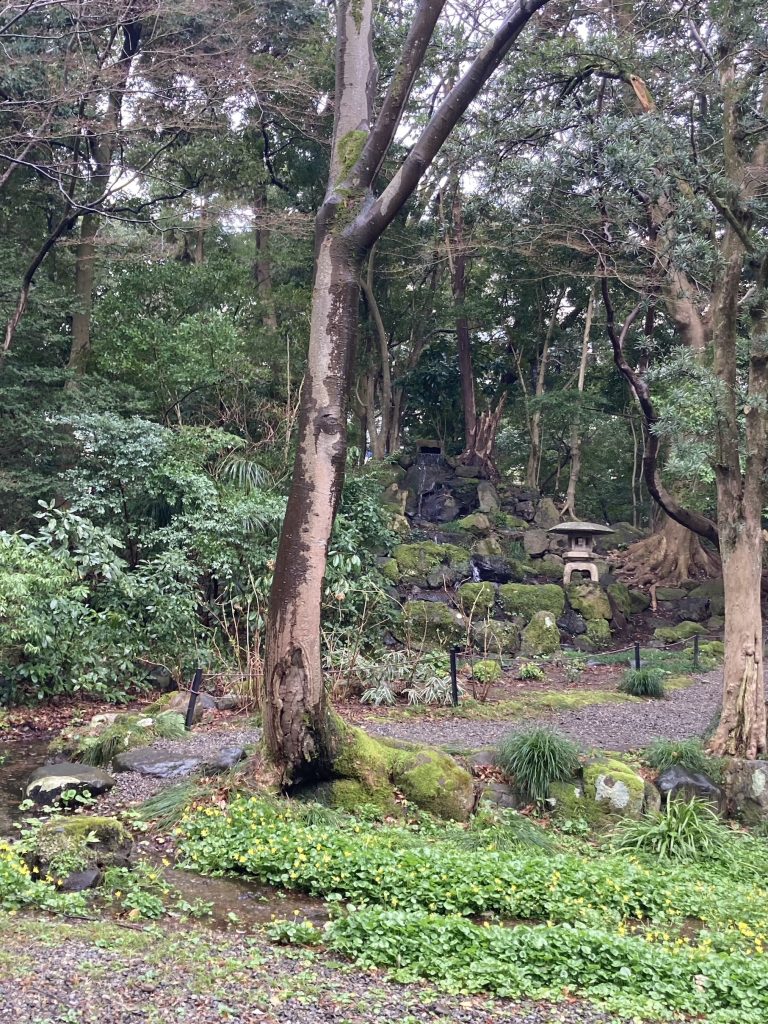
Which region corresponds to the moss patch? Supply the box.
[582,758,645,819]
[455,513,492,535]
[566,582,612,620]
[520,610,560,657]
[399,600,468,645]
[607,582,632,616]
[498,583,565,619]
[457,582,495,615]
[390,542,469,585]
[654,621,707,643]
[585,618,611,648]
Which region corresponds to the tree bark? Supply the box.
[262,0,553,784]
[561,285,595,518]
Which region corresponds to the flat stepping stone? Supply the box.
[112,749,202,778]
[25,763,115,805]
[201,746,246,773]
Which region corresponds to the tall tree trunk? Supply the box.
[254,187,278,332]
[561,285,595,518]
[449,188,478,453]
[67,213,99,375]
[262,0,552,783]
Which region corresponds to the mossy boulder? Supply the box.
[583,758,645,819]
[497,513,528,530]
[380,558,400,582]
[472,535,504,557]
[628,588,651,614]
[389,542,469,586]
[327,724,475,820]
[399,600,468,645]
[585,618,611,648]
[26,815,133,888]
[653,620,707,643]
[566,582,612,621]
[470,619,521,655]
[457,582,496,615]
[538,555,566,581]
[655,587,688,602]
[607,582,632,617]
[455,512,493,535]
[521,610,560,656]
[497,583,565,619]
[688,579,725,616]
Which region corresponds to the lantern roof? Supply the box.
[547,521,614,536]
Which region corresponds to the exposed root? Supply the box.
[617,516,720,587]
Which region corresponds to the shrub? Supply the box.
[516,662,545,681]
[641,738,724,781]
[472,659,501,683]
[495,728,580,802]
[611,797,731,861]
[618,668,665,698]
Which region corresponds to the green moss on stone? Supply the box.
[655,587,687,602]
[392,542,469,584]
[498,583,565,619]
[470,619,521,656]
[653,620,707,643]
[380,559,399,582]
[689,580,725,616]
[607,582,632,616]
[628,588,651,614]
[566,582,612,620]
[521,609,560,657]
[455,512,492,535]
[400,600,468,645]
[457,582,495,615]
[585,618,611,648]
[582,758,645,819]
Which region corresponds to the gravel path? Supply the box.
[97,726,261,812]
[0,916,624,1024]
[367,671,738,752]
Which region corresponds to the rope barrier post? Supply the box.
[185,668,203,730]
[450,647,459,707]
[692,633,700,671]
[634,642,641,671]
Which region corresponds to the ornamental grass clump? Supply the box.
[641,737,724,781]
[495,728,580,803]
[618,667,665,698]
[611,796,731,862]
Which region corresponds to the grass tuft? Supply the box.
[495,728,580,803]
[618,667,665,698]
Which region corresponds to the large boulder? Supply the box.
[477,481,500,513]
[628,588,651,613]
[498,583,565,619]
[521,610,560,656]
[112,749,202,778]
[533,496,560,529]
[548,759,649,826]
[688,580,725,616]
[606,582,632,617]
[27,815,133,889]
[566,582,612,621]
[455,512,493,535]
[656,765,724,812]
[387,542,469,587]
[653,620,707,643]
[557,607,587,636]
[399,600,468,645]
[724,760,768,823]
[669,597,710,623]
[25,763,116,805]
[421,491,460,522]
[402,460,454,515]
[470,619,521,655]
[471,554,524,584]
[456,582,495,615]
[523,529,550,557]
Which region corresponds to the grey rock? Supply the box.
[112,749,202,778]
[60,867,102,892]
[523,529,550,557]
[671,597,710,623]
[420,491,460,522]
[25,763,116,805]
[471,554,520,583]
[557,607,587,636]
[480,781,521,810]
[167,690,216,724]
[643,781,662,815]
[201,746,247,773]
[533,497,560,529]
[656,765,724,811]
[477,481,500,513]
[469,749,497,768]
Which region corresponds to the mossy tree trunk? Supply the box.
[262,0,553,784]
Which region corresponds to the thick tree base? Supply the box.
[290,719,477,821]
[619,516,720,588]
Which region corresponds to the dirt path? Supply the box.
[0,916,624,1024]
[366,671,734,752]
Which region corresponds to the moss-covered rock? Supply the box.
[583,758,645,819]
[688,579,725,616]
[497,513,528,530]
[399,600,468,645]
[470,619,521,655]
[380,558,400,582]
[457,582,496,615]
[653,620,707,643]
[521,610,560,656]
[656,587,688,602]
[455,512,492,535]
[566,582,612,620]
[497,583,565,619]
[628,588,651,614]
[27,815,133,887]
[472,536,504,557]
[538,555,566,581]
[325,724,475,821]
[585,617,611,648]
[607,582,632,617]
[390,542,470,586]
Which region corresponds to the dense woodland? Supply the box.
[1,5,767,768]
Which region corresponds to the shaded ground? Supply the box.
[366,671,730,752]
[0,916,624,1024]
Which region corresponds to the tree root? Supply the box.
[617,516,720,588]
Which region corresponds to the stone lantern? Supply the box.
[547,521,614,584]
